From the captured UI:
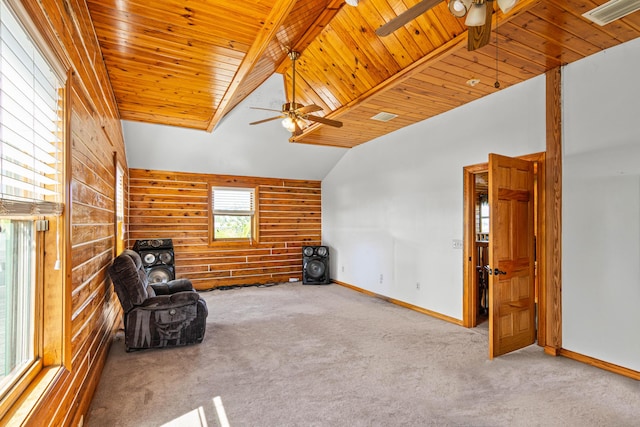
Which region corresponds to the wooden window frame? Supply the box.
[0,0,71,422]
[208,183,259,247]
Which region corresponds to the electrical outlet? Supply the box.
[341,265,345,273]
[416,282,420,290]
[379,274,383,284]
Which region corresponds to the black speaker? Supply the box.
[134,239,175,283]
[145,264,175,284]
[302,246,330,285]
[133,238,174,251]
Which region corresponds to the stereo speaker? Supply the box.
[302,245,330,285]
[134,239,175,283]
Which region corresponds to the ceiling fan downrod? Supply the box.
[288,51,300,112]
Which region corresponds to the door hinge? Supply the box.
[36,219,49,231]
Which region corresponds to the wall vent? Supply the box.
[582,0,640,26]
[370,112,398,122]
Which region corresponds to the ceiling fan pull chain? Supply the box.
[494,24,500,89]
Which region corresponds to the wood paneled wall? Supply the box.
[128,169,321,290]
[10,1,126,426]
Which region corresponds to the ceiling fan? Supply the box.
[375,0,519,51]
[249,51,343,136]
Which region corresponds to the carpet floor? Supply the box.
[86,282,640,427]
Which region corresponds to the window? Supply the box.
[479,194,489,234]
[115,157,125,255]
[210,186,256,243]
[0,0,66,415]
[0,220,35,389]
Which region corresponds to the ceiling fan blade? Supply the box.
[297,104,323,115]
[293,121,304,136]
[376,0,443,37]
[467,3,494,51]
[249,115,283,125]
[306,115,343,128]
[251,106,283,113]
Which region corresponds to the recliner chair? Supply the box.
[108,249,208,351]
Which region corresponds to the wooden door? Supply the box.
[488,154,536,358]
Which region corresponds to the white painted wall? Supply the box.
[323,36,640,372]
[562,37,640,371]
[123,74,347,181]
[322,76,546,320]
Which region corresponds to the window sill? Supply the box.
[209,240,258,248]
[2,366,65,425]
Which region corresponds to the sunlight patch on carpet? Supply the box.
[213,396,230,427]
[160,406,208,427]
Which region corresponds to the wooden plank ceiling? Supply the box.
[87,0,640,148]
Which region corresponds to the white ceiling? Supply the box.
[123,74,348,181]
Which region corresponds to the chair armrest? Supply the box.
[150,278,194,295]
[138,291,200,310]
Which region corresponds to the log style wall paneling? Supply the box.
[5,0,127,425]
[128,169,321,290]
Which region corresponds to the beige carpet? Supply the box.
[86,282,640,427]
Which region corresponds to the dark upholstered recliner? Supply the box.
[108,249,208,351]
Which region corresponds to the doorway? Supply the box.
[473,172,489,328]
[462,152,546,357]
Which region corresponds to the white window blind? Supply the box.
[116,163,124,222]
[212,187,255,215]
[0,1,64,216]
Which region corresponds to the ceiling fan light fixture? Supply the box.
[497,0,518,13]
[465,1,487,26]
[449,0,471,17]
[296,117,307,128]
[345,0,359,6]
[282,116,308,133]
[282,117,296,132]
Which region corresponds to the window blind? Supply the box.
[0,1,64,216]
[212,187,255,215]
[116,163,124,221]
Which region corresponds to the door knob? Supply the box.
[485,267,506,275]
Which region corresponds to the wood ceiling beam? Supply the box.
[206,0,298,132]
[275,0,346,75]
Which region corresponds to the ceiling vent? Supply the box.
[370,112,398,122]
[582,0,640,26]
